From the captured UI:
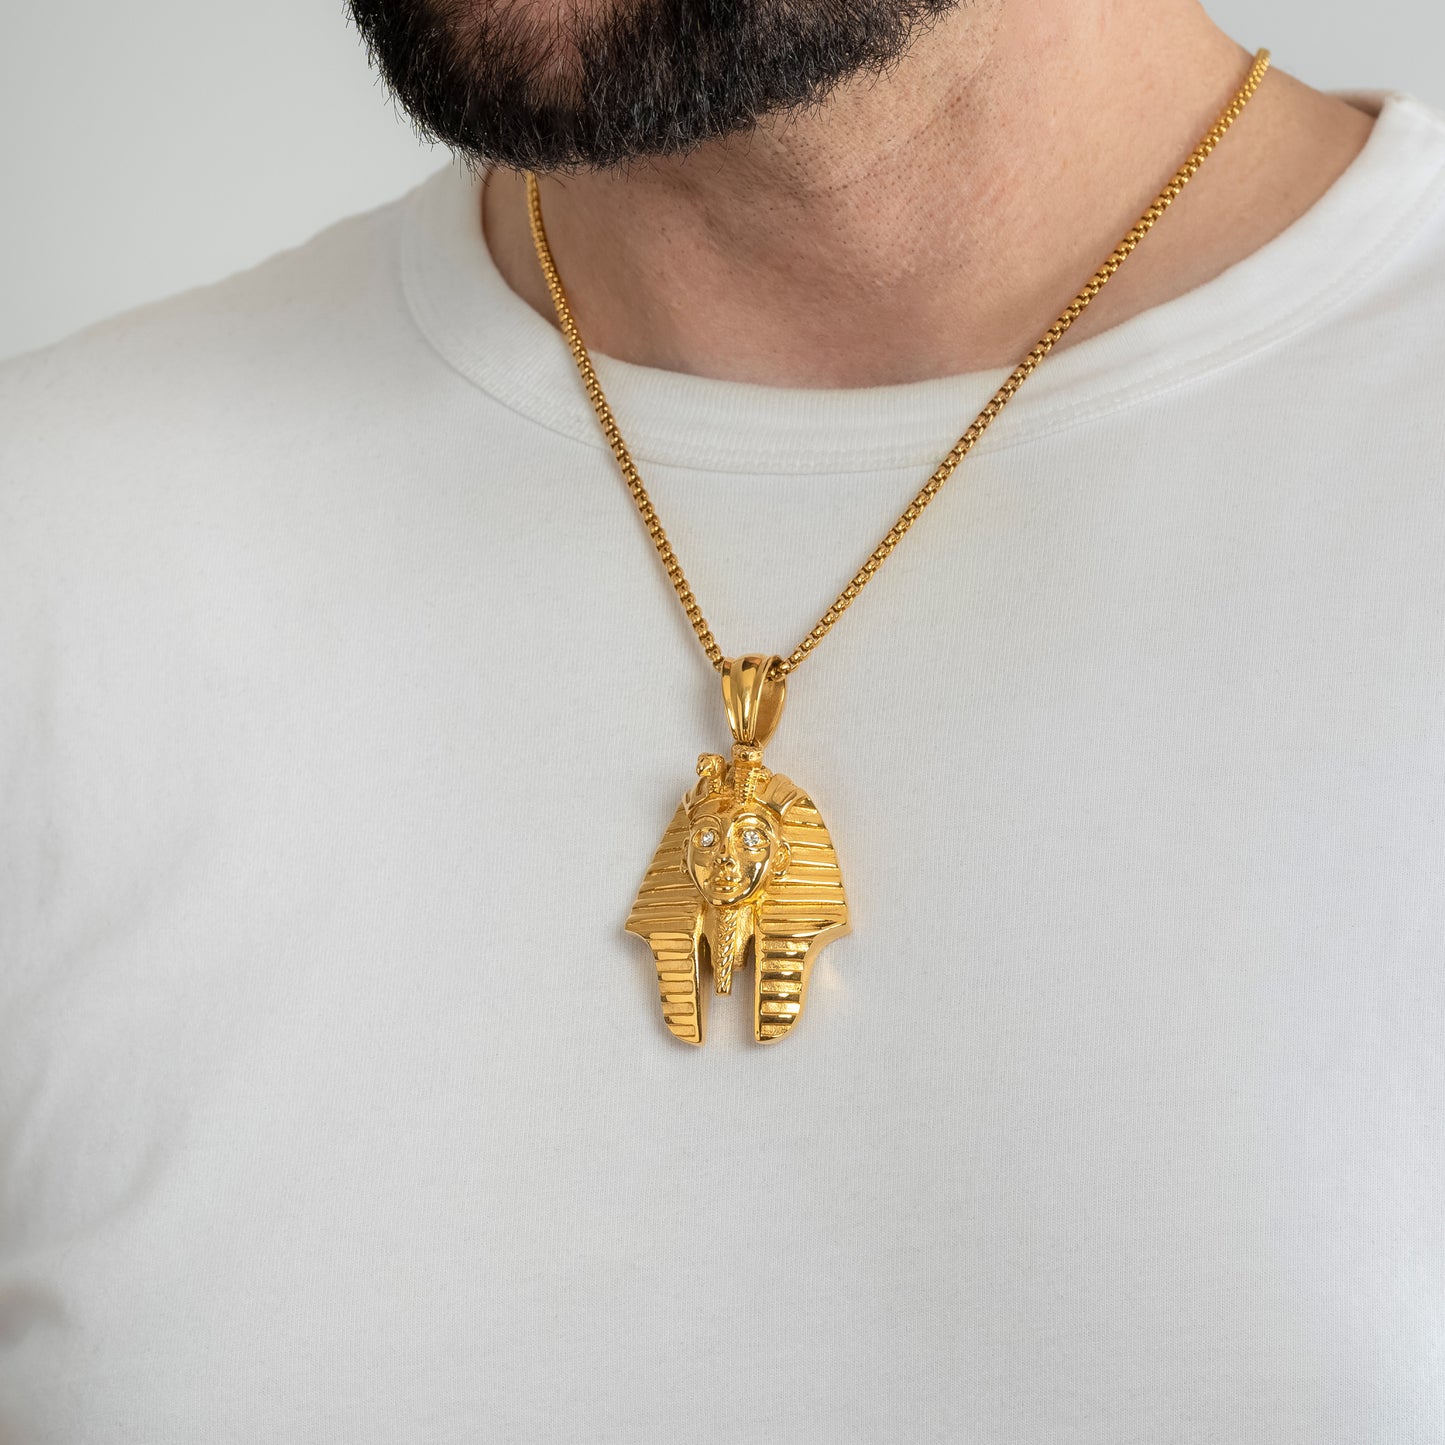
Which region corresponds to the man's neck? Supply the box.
[483,0,1374,388]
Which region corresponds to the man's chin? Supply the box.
[347,0,961,172]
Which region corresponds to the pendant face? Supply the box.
[625,657,850,1045]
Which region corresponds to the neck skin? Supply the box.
[483,0,1374,388]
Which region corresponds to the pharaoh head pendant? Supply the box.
[626,655,850,1045]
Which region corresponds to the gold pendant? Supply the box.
[626,655,850,1045]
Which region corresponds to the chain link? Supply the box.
[527,49,1271,680]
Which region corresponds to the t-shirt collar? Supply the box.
[400,91,1445,476]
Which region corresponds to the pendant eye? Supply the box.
[697,829,718,849]
[740,828,765,850]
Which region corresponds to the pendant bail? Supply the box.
[720,655,787,749]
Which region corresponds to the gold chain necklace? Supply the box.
[526,48,1271,1046]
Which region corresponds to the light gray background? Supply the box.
[2,0,1442,363]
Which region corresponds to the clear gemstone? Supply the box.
[698,829,717,848]
[741,829,764,849]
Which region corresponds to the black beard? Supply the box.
[347,0,959,172]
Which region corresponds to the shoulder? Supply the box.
[1337,92,1445,313]
[1,176,420,459]
[1242,90,1445,405]
[0,169,456,572]
[0,170,470,725]
[1317,93,1445,424]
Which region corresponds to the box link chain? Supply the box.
[527,49,1271,682]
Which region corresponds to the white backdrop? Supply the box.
[2,0,1442,362]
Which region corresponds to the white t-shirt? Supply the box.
[4,88,1445,1442]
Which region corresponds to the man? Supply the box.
[2,0,1442,1435]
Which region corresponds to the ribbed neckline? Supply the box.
[400,91,1445,476]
